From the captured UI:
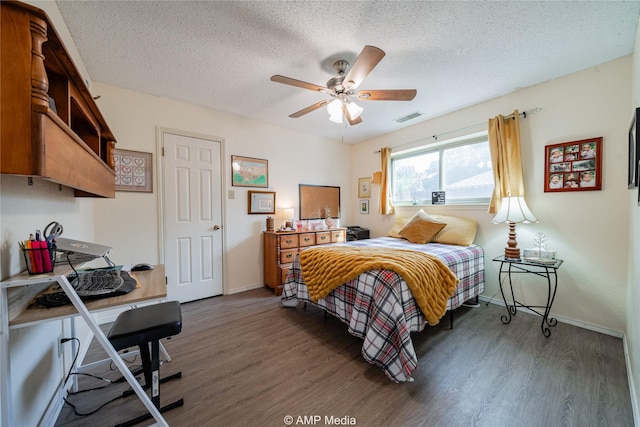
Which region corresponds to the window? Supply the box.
[391,133,493,205]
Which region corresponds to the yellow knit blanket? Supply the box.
[299,246,459,326]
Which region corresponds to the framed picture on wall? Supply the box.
[231,155,268,187]
[114,149,153,192]
[360,199,369,214]
[248,191,275,214]
[544,137,602,192]
[358,177,371,198]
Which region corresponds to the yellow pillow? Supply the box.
[387,216,411,238]
[398,210,446,244]
[429,214,478,246]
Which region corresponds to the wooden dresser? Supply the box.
[263,228,346,295]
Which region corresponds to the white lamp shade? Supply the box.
[327,99,342,117]
[283,208,294,220]
[345,101,363,119]
[492,196,538,224]
[328,113,343,123]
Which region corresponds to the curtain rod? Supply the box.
[374,107,542,154]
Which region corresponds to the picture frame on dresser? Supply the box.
[629,107,639,189]
[544,137,602,192]
[299,184,340,220]
[248,191,275,214]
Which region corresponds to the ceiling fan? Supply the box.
[270,45,417,125]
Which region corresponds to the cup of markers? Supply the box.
[20,230,56,275]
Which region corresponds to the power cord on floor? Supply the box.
[64,391,127,417]
[61,337,142,417]
[61,337,121,417]
[484,289,502,306]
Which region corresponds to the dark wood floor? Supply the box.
[55,287,633,427]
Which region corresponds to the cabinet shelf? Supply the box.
[1,1,117,197]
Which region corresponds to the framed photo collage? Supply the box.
[544,137,602,192]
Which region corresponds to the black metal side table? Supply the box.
[493,256,564,337]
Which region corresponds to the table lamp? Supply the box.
[492,196,538,259]
[283,208,295,229]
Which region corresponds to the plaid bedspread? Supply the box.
[281,237,485,382]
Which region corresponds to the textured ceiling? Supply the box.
[55,1,640,144]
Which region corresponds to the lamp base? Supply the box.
[504,221,521,259]
[504,247,521,260]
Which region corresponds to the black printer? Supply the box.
[346,226,370,241]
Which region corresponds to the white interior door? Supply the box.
[162,131,223,302]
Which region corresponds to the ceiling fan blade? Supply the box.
[289,100,329,118]
[271,75,329,93]
[342,104,363,126]
[343,45,385,90]
[357,89,417,101]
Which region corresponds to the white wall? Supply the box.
[626,13,640,424]
[90,83,352,294]
[0,178,96,426]
[0,0,99,423]
[351,56,631,334]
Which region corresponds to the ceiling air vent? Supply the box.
[395,111,423,123]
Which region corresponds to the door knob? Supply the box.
[213,225,221,230]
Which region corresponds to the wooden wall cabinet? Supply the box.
[1,1,117,198]
[263,228,346,295]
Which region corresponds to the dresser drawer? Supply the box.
[315,232,331,245]
[331,230,346,243]
[280,266,291,284]
[279,248,298,264]
[279,234,299,249]
[299,233,316,247]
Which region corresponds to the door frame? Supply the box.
[156,126,228,295]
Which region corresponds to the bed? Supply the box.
[280,212,485,383]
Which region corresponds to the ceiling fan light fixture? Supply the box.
[327,99,343,121]
[272,46,416,127]
[346,101,363,119]
[329,113,343,124]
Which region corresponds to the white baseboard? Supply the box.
[623,335,640,427]
[479,295,624,338]
[227,283,265,295]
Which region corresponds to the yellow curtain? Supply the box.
[379,147,395,215]
[488,110,525,214]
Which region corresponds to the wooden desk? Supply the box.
[1,265,170,427]
[9,266,166,328]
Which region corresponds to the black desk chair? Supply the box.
[108,301,184,426]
